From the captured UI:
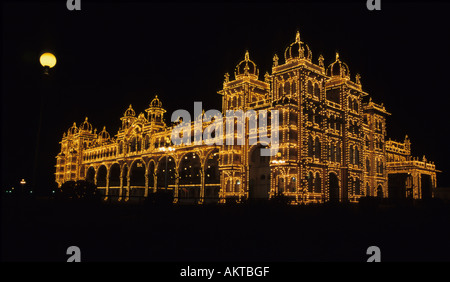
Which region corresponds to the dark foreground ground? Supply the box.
[2,196,450,262]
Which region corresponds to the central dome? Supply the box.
[234,50,259,79]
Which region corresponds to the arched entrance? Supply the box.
[156,156,175,193]
[147,161,156,193]
[86,167,95,184]
[179,152,202,203]
[205,150,220,203]
[122,164,129,200]
[108,163,121,199]
[377,185,383,198]
[96,165,107,187]
[130,159,146,199]
[248,144,270,200]
[421,174,432,200]
[328,172,339,202]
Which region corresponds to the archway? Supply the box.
[421,174,432,200]
[377,185,383,198]
[156,156,175,192]
[147,161,156,192]
[328,172,339,202]
[179,152,202,203]
[86,167,95,184]
[130,159,146,199]
[314,172,321,193]
[122,164,128,188]
[248,144,270,199]
[205,150,220,202]
[96,165,107,188]
[108,163,121,199]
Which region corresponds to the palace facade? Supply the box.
[55,31,439,204]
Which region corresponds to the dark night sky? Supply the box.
[2,1,450,192]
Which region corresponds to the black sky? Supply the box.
[2,1,450,192]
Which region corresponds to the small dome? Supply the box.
[124,104,136,117]
[150,95,162,108]
[79,117,93,132]
[234,51,259,79]
[98,126,110,140]
[284,31,312,62]
[68,122,78,135]
[326,52,350,79]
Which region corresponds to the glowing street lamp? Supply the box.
[20,179,26,194]
[39,52,57,75]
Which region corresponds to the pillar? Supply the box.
[173,171,179,203]
[199,168,205,204]
[144,171,149,197]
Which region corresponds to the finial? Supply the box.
[318,54,324,69]
[336,52,340,61]
[103,126,106,131]
[224,72,229,83]
[244,50,250,61]
[295,30,300,43]
[273,54,279,67]
[73,122,76,126]
[355,73,361,85]
[94,128,97,134]
[264,72,270,83]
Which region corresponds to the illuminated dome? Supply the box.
[284,31,312,62]
[79,117,93,132]
[234,50,259,79]
[149,95,163,108]
[124,104,136,117]
[326,52,350,79]
[98,126,110,140]
[67,122,78,135]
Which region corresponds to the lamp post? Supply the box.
[20,179,26,195]
[32,52,56,194]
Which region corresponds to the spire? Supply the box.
[244,50,250,61]
[295,30,301,43]
[224,72,230,83]
[273,54,279,67]
[355,73,361,85]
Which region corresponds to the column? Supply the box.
[105,175,110,201]
[199,168,205,204]
[144,171,149,197]
[118,170,123,201]
[125,175,130,201]
[173,171,179,203]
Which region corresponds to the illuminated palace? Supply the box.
[55,31,439,204]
